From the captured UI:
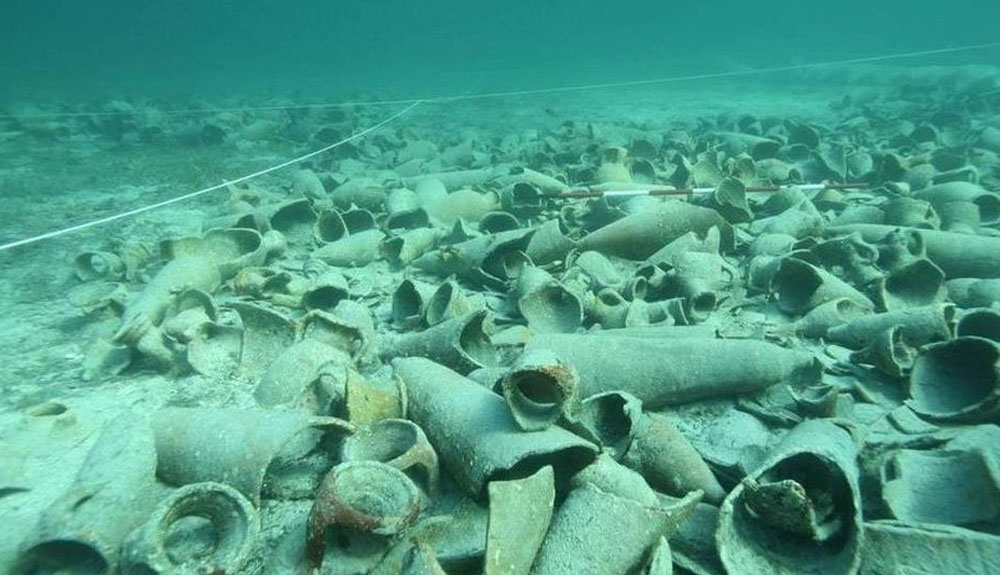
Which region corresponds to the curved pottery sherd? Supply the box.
[907,336,1000,423]
[440,138,475,167]
[516,267,583,334]
[785,297,871,339]
[385,186,421,215]
[666,501,725,575]
[152,407,353,504]
[159,287,217,341]
[826,303,955,349]
[479,210,521,234]
[342,418,440,496]
[15,414,160,575]
[386,206,432,232]
[656,251,734,320]
[623,412,726,504]
[495,166,569,196]
[74,250,125,281]
[185,319,244,378]
[501,348,580,431]
[827,223,1000,279]
[530,484,700,575]
[301,299,375,363]
[485,465,555,575]
[439,217,480,245]
[413,228,534,289]
[375,540,447,575]
[69,280,127,316]
[809,233,881,287]
[371,499,489,573]
[392,278,437,330]
[860,521,1000,575]
[411,176,449,207]
[633,292,703,326]
[587,288,630,329]
[645,226,723,267]
[345,373,406,426]
[746,255,782,294]
[874,257,946,312]
[381,310,497,375]
[880,448,1000,527]
[565,250,624,292]
[331,178,386,211]
[749,199,823,238]
[644,536,673,575]
[976,125,1000,152]
[572,453,660,506]
[579,200,735,260]
[300,271,349,311]
[830,204,885,227]
[114,256,223,366]
[771,258,874,315]
[629,158,657,183]
[119,240,153,280]
[424,188,500,225]
[717,419,863,575]
[594,147,632,184]
[935,200,985,232]
[903,162,936,191]
[526,333,820,407]
[914,182,1000,226]
[848,326,916,379]
[756,158,802,182]
[267,198,316,246]
[948,278,1000,307]
[382,227,438,267]
[314,228,385,267]
[693,177,753,224]
[232,266,291,300]
[882,197,940,228]
[162,227,276,279]
[120,482,262,575]
[340,206,378,233]
[748,233,797,258]
[253,338,352,412]
[314,209,348,244]
[525,218,576,266]
[846,151,874,180]
[306,461,423,571]
[417,168,495,191]
[622,275,648,301]
[228,302,297,380]
[956,308,1000,342]
[425,280,485,327]
[872,227,927,271]
[393,357,597,498]
[715,132,781,159]
[292,168,326,200]
[302,303,377,364]
[568,390,644,459]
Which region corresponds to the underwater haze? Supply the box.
[1,0,999,100]
[3,1,1000,575]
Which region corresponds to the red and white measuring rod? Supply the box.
[555,182,868,200]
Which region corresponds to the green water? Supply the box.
[1,0,997,100]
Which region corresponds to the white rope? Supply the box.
[0,101,423,252]
[4,41,999,120]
